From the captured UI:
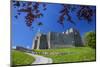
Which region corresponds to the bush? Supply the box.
[84,32,96,49]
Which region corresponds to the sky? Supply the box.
[11,1,96,49]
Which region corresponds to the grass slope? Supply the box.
[12,50,35,66]
[34,47,96,63]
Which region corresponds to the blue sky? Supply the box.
[11,1,96,49]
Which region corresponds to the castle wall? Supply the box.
[50,32,75,48]
[32,28,83,49]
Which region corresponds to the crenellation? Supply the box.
[32,28,83,49]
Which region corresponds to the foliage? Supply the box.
[12,1,46,27]
[34,47,96,63]
[12,1,96,28]
[37,22,43,26]
[84,32,96,49]
[12,50,35,66]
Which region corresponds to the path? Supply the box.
[27,53,53,64]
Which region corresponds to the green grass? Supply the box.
[34,47,96,63]
[12,50,35,66]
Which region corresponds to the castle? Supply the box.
[32,28,83,49]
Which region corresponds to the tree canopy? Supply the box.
[12,1,96,28]
[84,32,96,49]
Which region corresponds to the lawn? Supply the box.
[12,50,35,66]
[34,47,96,63]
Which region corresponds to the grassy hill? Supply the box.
[34,47,96,63]
[12,50,35,66]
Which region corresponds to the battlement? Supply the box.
[32,28,83,49]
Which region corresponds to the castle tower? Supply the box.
[32,32,51,49]
[68,28,83,46]
[47,32,51,49]
[32,29,41,49]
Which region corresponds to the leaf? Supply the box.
[77,6,94,22]
[60,9,65,13]
[13,1,20,7]
[37,22,43,26]
[15,15,18,19]
[18,9,30,12]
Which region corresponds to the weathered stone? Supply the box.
[32,28,83,49]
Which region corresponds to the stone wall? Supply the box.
[32,28,83,49]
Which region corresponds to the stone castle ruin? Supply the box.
[32,28,83,49]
